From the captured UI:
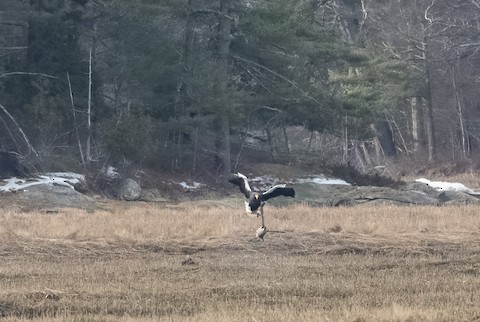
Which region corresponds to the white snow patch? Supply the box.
[296,177,350,186]
[106,166,119,178]
[415,178,480,195]
[179,181,204,190]
[0,172,84,192]
[45,172,84,180]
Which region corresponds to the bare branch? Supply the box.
[424,0,436,24]
[258,106,283,113]
[360,0,368,21]
[0,103,38,156]
[470,0,480,9]
[458,42,480,48]
[0,72,58,80]
[192,9,233,20]
[0,46,27,50]
[240,64,292,102]
[232,55,322,107]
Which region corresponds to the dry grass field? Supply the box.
[1,200,480,321]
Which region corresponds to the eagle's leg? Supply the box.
[256,205,263,218]
[260,205,265,226]
[256,205,267,240]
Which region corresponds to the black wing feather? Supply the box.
[261,185,295,201]
[228,173,251,199]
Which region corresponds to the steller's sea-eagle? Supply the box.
[228,172,295,216]
[229,172,295,240]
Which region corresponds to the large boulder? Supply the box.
[116,178,141,201]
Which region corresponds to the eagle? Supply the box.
[228,172,295,216]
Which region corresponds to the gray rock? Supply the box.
[139,188,169,203]
[437,190,480,205]
[0,184,95,212]
[117,178,141,201]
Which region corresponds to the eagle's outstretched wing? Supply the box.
[261,184,295,201]
[228,172,252,199]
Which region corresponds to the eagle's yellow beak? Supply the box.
[255,194,259,200]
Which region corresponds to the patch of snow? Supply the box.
[104,165,120,179]
[296,177,350,186]
[0,172,84,192]
[179,181,204,190]
[415,178,480,195]
[45,172,84,180]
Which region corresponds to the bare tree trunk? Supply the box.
[214,0,233,176]
[369,123,385,164]
[387,115,409,155]
[410,97,421,153]
[424,95,435,162]
[67,71,85,169]
[192,126,199,173]
[265,126,278,162]
[174,131,182,170]
[85,18,99,163]
[421,33,436,162]
[343,114,348,164]
[86,49,93,162]
[451,64,468,159]
[176,0,195,116]
[354,141,367,172]
[175,0,197,172]
[373,136,383,164]
[282,125,291,157]
[233,132,245,172]
[360,141,373,167]
[215,114,231,175]
[371,121,396,158]
[449,128,457,162]
[306,130,315,155]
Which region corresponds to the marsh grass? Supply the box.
[1,202,480,321]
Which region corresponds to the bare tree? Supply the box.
[213,0,233,176]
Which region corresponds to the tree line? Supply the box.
[1,0,480,178]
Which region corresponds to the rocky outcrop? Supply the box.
[267,181,480,207]
[0,184,95,212]
[1,171,478,212]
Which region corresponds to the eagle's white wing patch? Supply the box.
[263,184,286,195]
[237,172,252,193]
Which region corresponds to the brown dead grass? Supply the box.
[1,202,480,321]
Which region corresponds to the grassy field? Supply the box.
[1,201,480,321]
